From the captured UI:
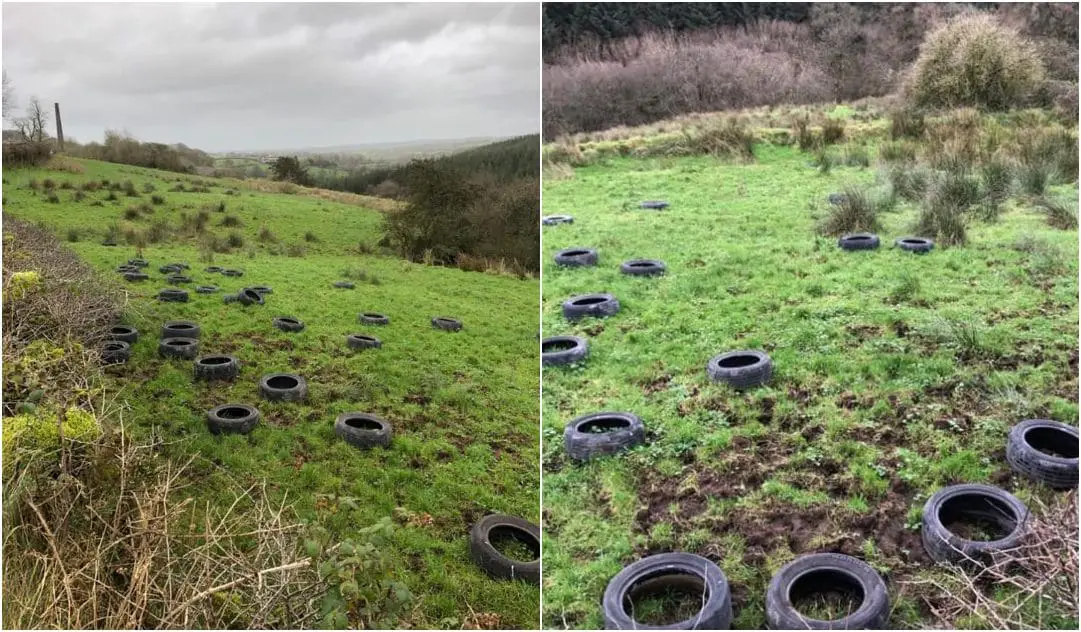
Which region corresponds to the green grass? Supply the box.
[3,158,540,628]
[541,143,1077,629]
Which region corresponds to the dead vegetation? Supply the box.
[903,492,1078,629]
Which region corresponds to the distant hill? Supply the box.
[315,135,539,195]
[218,136,504,164]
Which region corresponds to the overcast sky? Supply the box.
[2,2,539,152]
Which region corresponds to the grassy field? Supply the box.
[2,158,540,628]
[540,127,1078,627]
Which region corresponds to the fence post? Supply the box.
[54,102,64,152]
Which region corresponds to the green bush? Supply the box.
[907,14,1046,110]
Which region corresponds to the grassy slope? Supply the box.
[2,158,539,628]
[541,144,1078,628]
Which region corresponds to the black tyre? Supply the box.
[602,552,732,630]
[620,259,666,276]
[1005,419,1079,489]
[193,354,240,381]
[334,412,392,449]
[542,335,589,366]
[157,288,189,303]
[159,337,199,360]
[204,266,223,273]
[221,269,244,277]
[707,350,773,390]
[827,192,847,206]
[333,281,355,289]
[765,553,890,630]
[223,293,239,304]
[346,334,382,349]
[116,264,139,273]
[562,293,620,321]
[554,247,598,267]
[542,215,574,225]
[107,325,139,344]
[206,404,260,435]
[359,312,390,326]
[895,237,934,253]
[564,412,645,461]
[161,320,200,339]
[921,483,1029,565]
[639,200,670,210]
[431,316,463,331]
[195,285,218,294]
[838,233,880,251]
[169,262,190,270]
[259,373,307,402]
[166,274,193,284]
[273,316,305,332]
[128,258,149,268]
[101,341,131,365]
[237,288,264,306]
[249,285,273,295]
[468,514,540,585]
[102,239,118,247]
[124,272,149,282]
[159,264,182,274]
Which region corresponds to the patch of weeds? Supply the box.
[45,191,60,204]
[888,270,922,304]
[227,231,245,248]
[150,194,165,205]
[72,190,86,203]
[123,180,139,197]
[65,228,80,243]
[304,230,320,243]
[123,206,142,220]
[219,215,242,228]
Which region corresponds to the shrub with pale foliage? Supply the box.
[907,14,1046,110]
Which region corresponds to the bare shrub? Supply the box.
[542,25,832,137]
[903,492,1077,629]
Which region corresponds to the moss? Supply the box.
[3,406,102,455]
[6,270,42,300]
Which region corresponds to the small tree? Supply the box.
[14,97,51,143]
[269,156,312,186]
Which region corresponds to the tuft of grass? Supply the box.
[150,194,165,205]
[257,226,278,243]
[818,185,881,236]
[123,180,139,197]
[65,228,80,242]
[45,191,60,204]
[1036,197,1078,230]
[821,118,845,145]
[123,206,142,220]
[304,230,320,243]
[843,145,870,168]
[219,215,242,227]
[1017,159,1056,196]
[226,231,245,248]
[889,109,926,140]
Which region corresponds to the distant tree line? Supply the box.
[65,131,214,174]
[543,2,1005,62]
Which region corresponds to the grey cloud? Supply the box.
[2,2,539,152]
